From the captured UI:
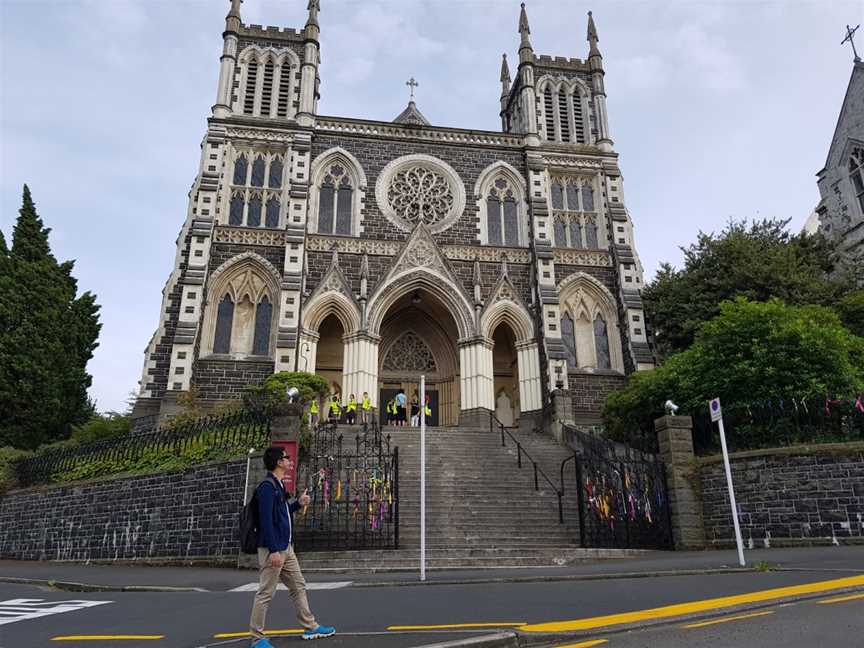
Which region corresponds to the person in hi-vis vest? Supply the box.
[361,392,372,424]
[309,398,319,427]
[345,394,357,425]
[329,395,342,423]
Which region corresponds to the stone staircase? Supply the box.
[296,424,642,572]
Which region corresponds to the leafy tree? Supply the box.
[603,298,864,451]
[0,186,101,449]
[243,371,329,416]
[643,219,849,356]
[70,412,131,445]
[836,290,864,338]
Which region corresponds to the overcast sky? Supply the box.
[1,0,861,413]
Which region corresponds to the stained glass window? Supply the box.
[569,219,583,248]
[318,180,335,233]
[251,157,265,187]
[214,294,234,354]
[585,219,598,248]
[594,314,611,369]
[561,313,578,369]
[551,181,564,210]
[265,197,280,228]
[554,217,567,247]
[233,155,248,185]
[503,198,519,246]
[566,183,580,211]
[268,158,283,189]
[487,196,502,245]
[229,194,244,226]
[582,184,594,211]
[335,178,353,235]
[252,296,272,356]
[247,194,262,227]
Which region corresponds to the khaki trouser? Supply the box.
[249,546,317,641]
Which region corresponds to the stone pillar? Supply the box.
[548,389,574,443]
[459,338,494,427]
[655,415,705,549]
[297,330,319,374]
[516,340,543,413]
[342,332,380,409]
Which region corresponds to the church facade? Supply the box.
[132,0,654,430]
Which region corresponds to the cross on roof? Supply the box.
[406,77,419,101]
[842,24,861,62]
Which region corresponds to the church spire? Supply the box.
[587,10,601,59]
[306,0,320,30]
[226,0,242,32]
[518,3,533,62]
[500,53,511,88]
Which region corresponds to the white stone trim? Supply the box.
[374,154,466,234]
[481,299,534,342]
[301,290,362,335]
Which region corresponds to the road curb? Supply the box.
[0,576,206,593]
[513,583,864,646]
[416,631,518,647]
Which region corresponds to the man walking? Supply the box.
[249,447,336,645]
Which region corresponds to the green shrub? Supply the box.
[243,371,329,416]
[0,446,32,494]
[70,412,131,444]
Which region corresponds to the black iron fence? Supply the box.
[15,410,270,487]
[561,425,673,550]
[294,420,398,552]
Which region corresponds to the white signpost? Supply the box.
[420,374,427,581]
[710,397,746,567]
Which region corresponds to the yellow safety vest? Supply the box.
[424,404,431,416]
[330,400,341,415]
[346,399,357,412]
[361,397,371,410]
[310,400,318,414]
[388,402,397,415]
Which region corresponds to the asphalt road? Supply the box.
[1,570,861,648]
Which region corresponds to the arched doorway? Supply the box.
[316,314,344,397]
[378,290,460,426]
[492,322,520,426]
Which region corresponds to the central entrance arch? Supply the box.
[377,290,460,426]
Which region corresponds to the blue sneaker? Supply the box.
[251,639,275,648]
[302,625,336,640]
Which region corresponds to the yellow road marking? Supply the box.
[554,640,609,648]
[51,637,164,642]
[682,610,774,629]
[817,592,864,605]
[213,629,304,638]
[387,622,527,630]
[520,574,864,633]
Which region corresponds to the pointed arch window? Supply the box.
[550,180,565,210]
[561,313,578,368]
[584,217,598,248]
[265,197,280,228]
[260,59,275,118]
[252,296,273,356]
[229,151,284,229]
[486,177,520,246]
[594,314,611,369]
[550,176,600,249]
[850,148,864,214]
[243,60,258,115]
[317,164,354,235]
[213,294,235,354]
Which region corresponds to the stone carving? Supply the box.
[214,226,287,247]
[226,128,293,143]
[386,166,455,228]
[390,224,452,278]
[307,235,398,256]
[553,249,612,267]
[543,156,603,169]
[376,154,466,233]
[443,245,531,263]
[316,117,522,148]
[382,331,437,372]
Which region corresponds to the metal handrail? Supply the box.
[489,411,566,523]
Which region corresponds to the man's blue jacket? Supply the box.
[256,474,301,553]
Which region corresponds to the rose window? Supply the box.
[375,155,466,233]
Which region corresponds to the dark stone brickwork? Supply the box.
[144,233,190,399]
[700,449,864,546]
[555,264,616,294]
[567,372,627,418]
[311,134,526,247]
[0,459,247,562]
[209,243,285,277]
[193,358,275,401]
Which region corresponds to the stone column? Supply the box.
[516,340,543,413]
[547,388,574,443]
[459,338,494,427]
[655,415,705,549]
[297,330,319,374]
[342,332,379,408]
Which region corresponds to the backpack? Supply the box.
[239,476,281,554]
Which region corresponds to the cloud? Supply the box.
[617,54,668,91]
[674,22,746,93]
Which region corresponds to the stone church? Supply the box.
[815,53,864,269]
[132,0,654,431]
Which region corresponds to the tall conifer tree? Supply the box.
[0,186,101,449]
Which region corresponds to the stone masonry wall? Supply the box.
[568,372,627,419]
[193,358,275,402]
[700,446,864,547]
[0,459,248,563]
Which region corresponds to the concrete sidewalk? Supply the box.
[1,546,861,593]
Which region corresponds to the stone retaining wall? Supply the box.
[0,458,249,563]
[700,445,864,547]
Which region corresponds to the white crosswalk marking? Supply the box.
[0,598,111,626]
[228,581,353,592]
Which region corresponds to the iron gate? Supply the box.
[293,420,399,551]
[563,425,673,550]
